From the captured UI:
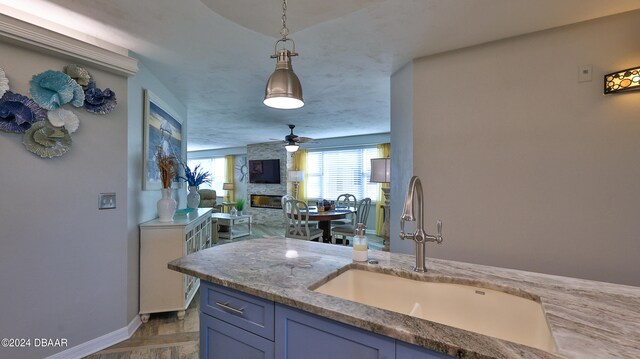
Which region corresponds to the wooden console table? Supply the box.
[212,213,252,240]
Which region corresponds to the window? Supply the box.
[187,157,226,193]
[306,147,379,201]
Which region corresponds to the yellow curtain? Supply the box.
[292,150,308,201]
[224,155,235,202]
[375,143,390,236]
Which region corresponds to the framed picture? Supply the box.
[143,89,184,190]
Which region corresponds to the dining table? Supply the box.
[299,206,356,243]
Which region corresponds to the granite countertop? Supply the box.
[168,237,640,359]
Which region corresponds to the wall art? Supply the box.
[143,89,183,190]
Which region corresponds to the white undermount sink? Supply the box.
[314,269,557,353]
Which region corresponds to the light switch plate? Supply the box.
[578,65,592,82]
[99,193,116,210]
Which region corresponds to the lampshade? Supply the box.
[370,158,391,183]
[264,49,304,109]
[288,170,304,182]
[284,142,299,152]
[222,183,234,190]
[604,66,640,94]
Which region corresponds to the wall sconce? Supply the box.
[604,66,640,94]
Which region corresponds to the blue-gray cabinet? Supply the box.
[199,281,455,359]
[200,314,274,359]
[276,305,395,359]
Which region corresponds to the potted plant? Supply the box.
[155,149,178,222]
[235,198,246,216]
[178,163,211,209]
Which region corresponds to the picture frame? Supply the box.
[142,89,184,190]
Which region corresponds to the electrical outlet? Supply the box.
[579,65,592,82]
[99,193,116,210]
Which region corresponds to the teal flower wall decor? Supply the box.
[29,70,84,110]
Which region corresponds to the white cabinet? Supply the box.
[139,208,212,322]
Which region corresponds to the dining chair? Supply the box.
[281,194,295,227]
[332,193,357,226]
[331,197,372,245]
[284,199,324,242]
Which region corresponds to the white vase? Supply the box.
[186,186,200,208]
[157,188,177,222]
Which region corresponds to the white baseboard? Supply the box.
[45,315,142,359]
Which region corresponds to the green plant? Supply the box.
[235,198,245,211]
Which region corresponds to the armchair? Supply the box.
[198,189,221,213]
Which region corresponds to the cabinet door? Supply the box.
[275,305,395,359]
[200,313,274,359]
[396,341,454,359]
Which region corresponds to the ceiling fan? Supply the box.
[274,124,314,152]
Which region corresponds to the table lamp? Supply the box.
[222,182,234,203]
[288,170,304,199]
[370,158,390,249]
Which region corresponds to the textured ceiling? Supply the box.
[3,0,640,151]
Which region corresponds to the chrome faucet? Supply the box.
[399,176,443,272]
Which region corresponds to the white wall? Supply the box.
[127,59,188,321]
[0,41,129,358]
[410,11,640,286]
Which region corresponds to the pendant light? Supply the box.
[264,0,304,110]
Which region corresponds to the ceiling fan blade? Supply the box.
[297,136,315,143]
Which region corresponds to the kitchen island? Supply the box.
[168,237,640,359]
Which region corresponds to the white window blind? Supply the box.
[306,147,379,201]
[187,157,226,193]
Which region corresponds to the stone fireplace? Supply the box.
[246,142,289,225]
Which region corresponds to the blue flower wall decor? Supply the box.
[84,81,117,114]
[0,91,47,133]
[29,70,85,110]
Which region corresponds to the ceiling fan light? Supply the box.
[285,143,299,152]
[264,49,304,110]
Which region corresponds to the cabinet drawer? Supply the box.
[275,305,395,359]
[201,314,274,359]
[234,217,249,224]
[201,281,274,340]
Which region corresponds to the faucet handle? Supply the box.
[399,218,413,241]
[435,220,443,243]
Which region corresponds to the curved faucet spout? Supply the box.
[399,175,443,272]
